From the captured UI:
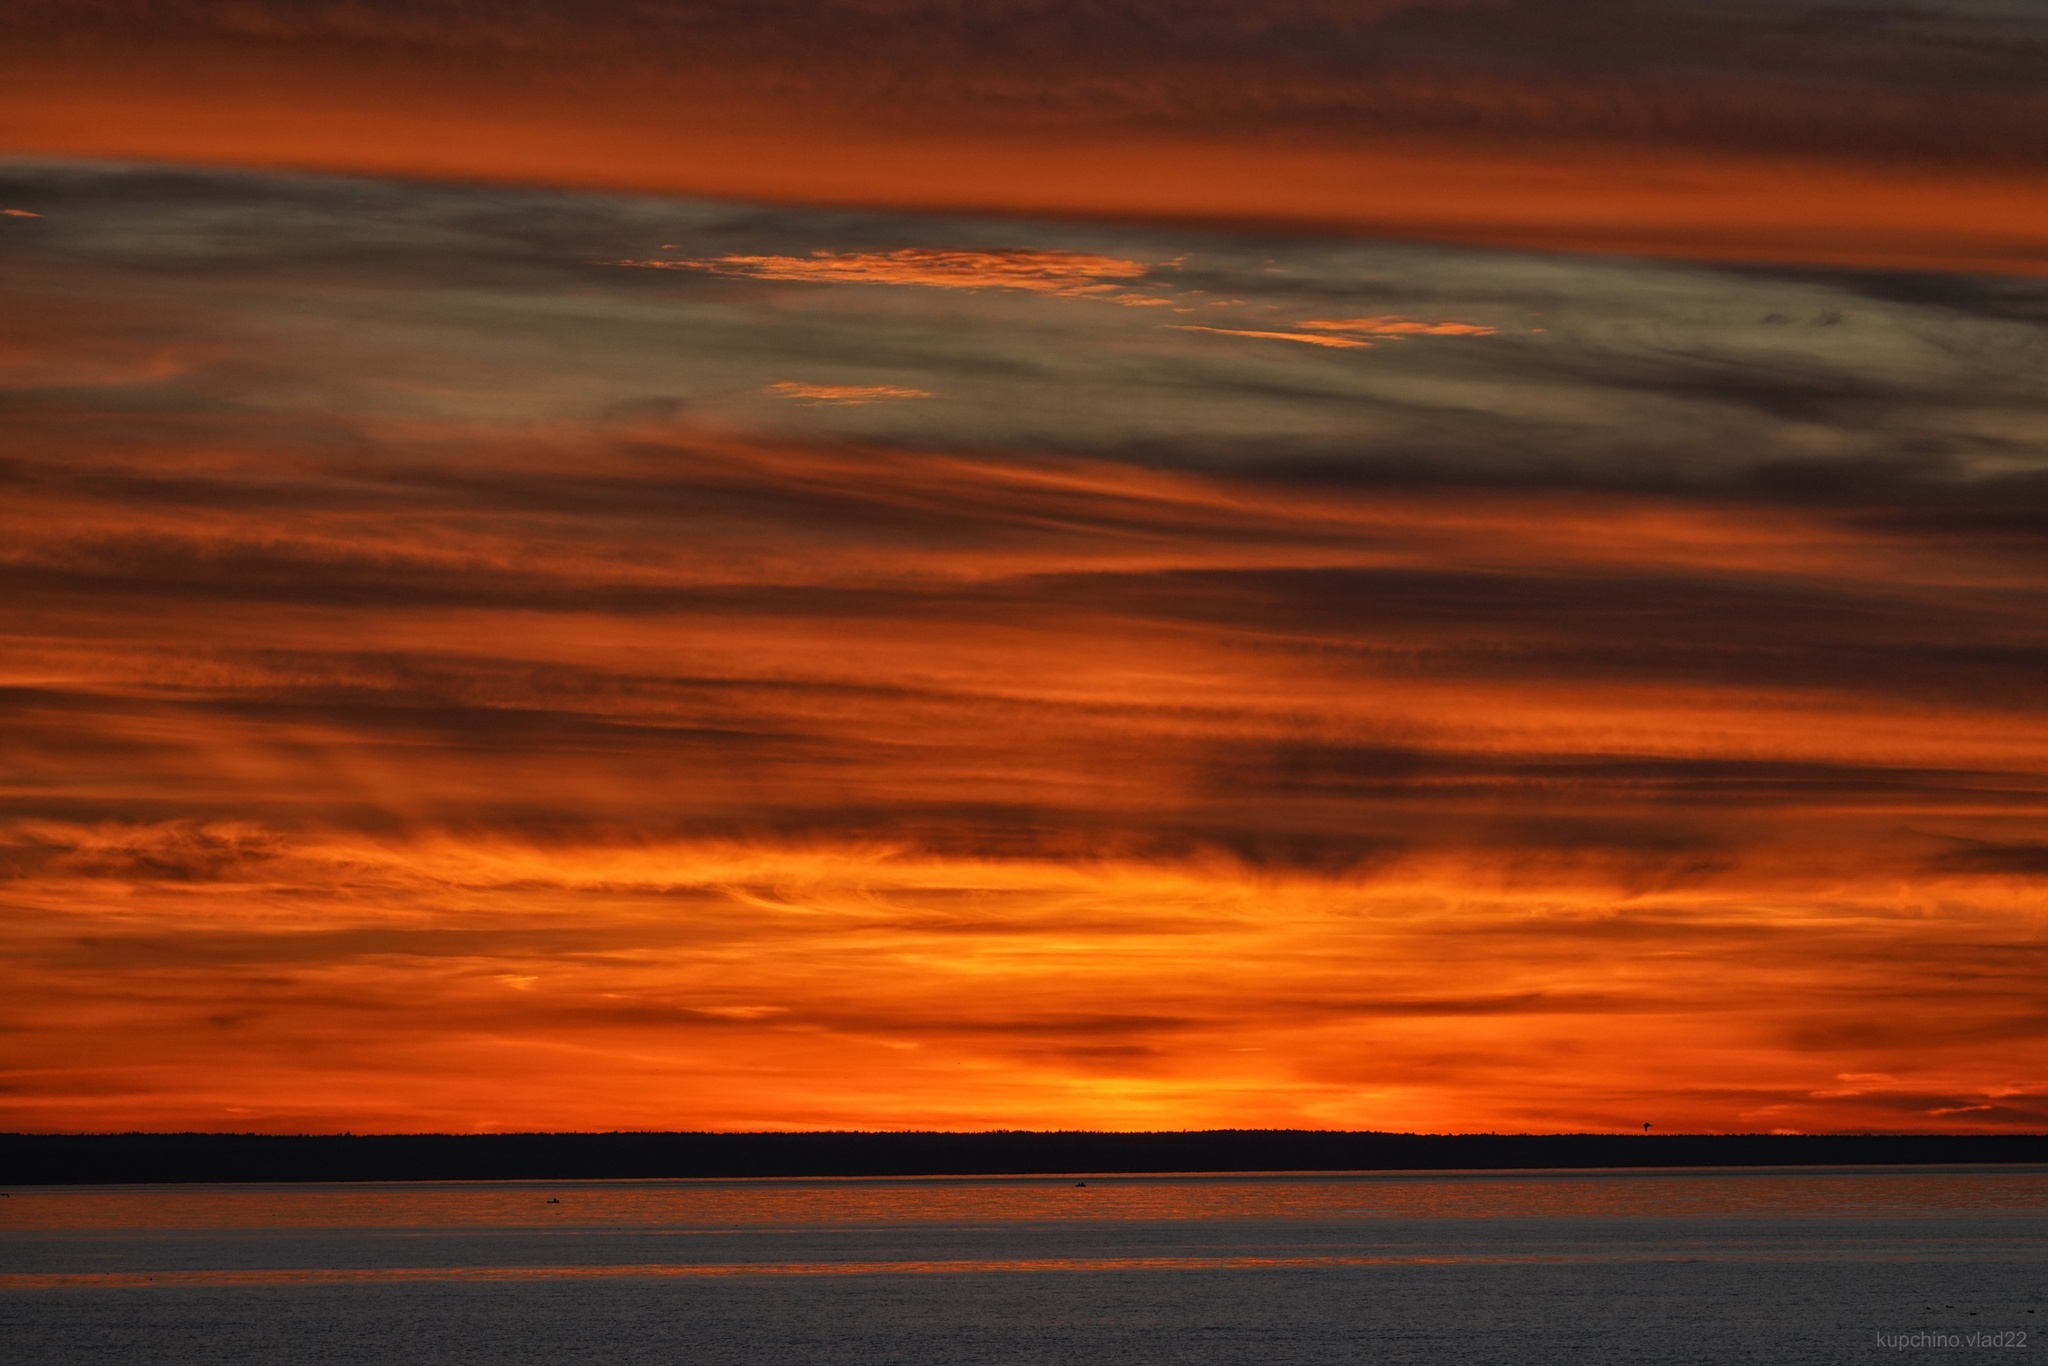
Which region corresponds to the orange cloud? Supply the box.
[1299,317,1498,337]
[620,249,1148,297]
[767,381,931,404]
[1168,325,1371,348]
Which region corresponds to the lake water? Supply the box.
[2,1166,2042,1363]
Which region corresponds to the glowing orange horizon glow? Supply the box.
[3,6,2044,1138]
[3,417,2043,1135]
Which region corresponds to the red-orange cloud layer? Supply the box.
[3,0,2047,274]
[3,408,2044,1135]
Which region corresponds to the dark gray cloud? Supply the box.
[5,163,2045,499]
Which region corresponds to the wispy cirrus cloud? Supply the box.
[767,380,931,404]
[1167,325,1372,348]
[614,248,1150,297]
[1299,316,1498,337]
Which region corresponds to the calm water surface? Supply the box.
[2,1166,2042,1363]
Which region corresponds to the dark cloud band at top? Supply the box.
[4,1,2048,272]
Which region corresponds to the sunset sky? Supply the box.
[2,1,2045,1135]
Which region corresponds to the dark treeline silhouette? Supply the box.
[3,1132,2043,1185]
